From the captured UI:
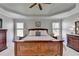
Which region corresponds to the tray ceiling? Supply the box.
[0,3,76,16]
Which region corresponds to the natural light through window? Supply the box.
[16,23,24,28]
[16,23,24,37]
[52,22,60,36]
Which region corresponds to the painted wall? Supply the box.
[14,19,52,36]
[0,14,14,46]
[14,19,62,40]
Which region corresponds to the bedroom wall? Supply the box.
[0,14,14,46]
[62,20,75,44]
[14,19,52,35]
[14,18,62,40]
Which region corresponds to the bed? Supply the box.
[14,28,63,56]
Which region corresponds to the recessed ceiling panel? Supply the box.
[0,3,76,16]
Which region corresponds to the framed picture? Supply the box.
[35,21,41,27]
[0,19,2,28]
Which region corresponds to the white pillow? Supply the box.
[40,30,48,35]
[28,30,48,36]
[28,31,35,36]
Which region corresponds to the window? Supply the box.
[52,22,60,36]
[16,23,24,37]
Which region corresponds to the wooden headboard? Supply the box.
[28,28,48,32]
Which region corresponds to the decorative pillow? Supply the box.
[35,31,41,36]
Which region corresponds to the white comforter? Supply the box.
[20,35,56,41]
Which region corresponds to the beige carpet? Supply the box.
[0,43,79,56]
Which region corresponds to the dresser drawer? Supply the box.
[67,35,79,52]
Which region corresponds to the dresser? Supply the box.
[0,29,7,52]
[67,34,79,52]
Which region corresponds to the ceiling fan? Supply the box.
[29,3,51,10]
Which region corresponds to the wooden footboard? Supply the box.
[14,40,63,56]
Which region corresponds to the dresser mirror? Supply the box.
[75,21,79,34]
[0,19,2,28]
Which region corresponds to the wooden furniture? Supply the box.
[0,29,7,52]
[67,34,79,52]
[14,40,63,56]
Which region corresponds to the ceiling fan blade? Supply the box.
[29,3,37,8]
[44,3,51,4]
[38,4,42,10]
